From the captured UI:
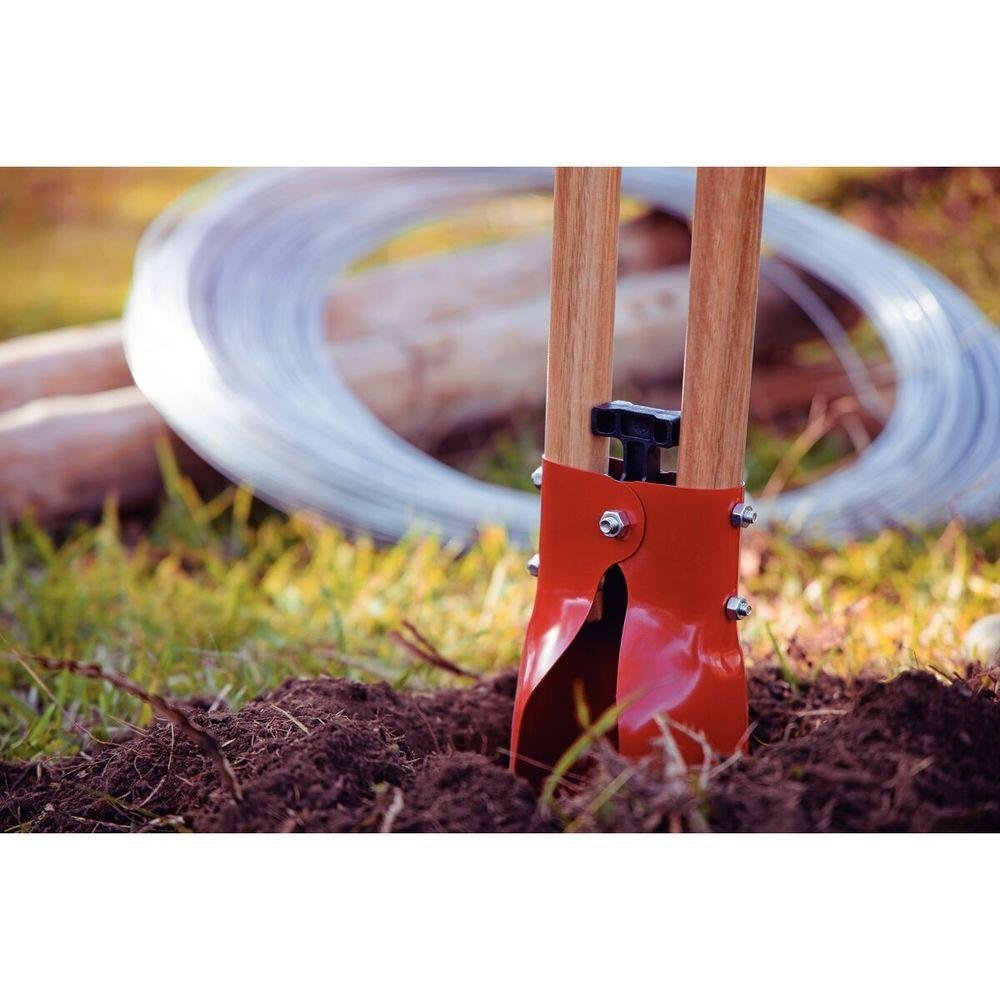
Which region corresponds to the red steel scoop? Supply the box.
[510,167,766,786]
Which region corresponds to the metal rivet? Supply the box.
[526,553,540,577]
[598,510,629,539]
[530,466,543,489]
[725,595,753,620]
[731,502,757,528]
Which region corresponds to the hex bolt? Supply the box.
[730,502,758,528]
[526,553,540,577]
[598,510,629,539]
[725,595,753,620]
[530,466,543,490]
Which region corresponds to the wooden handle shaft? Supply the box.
[676,167,766,489]
[544,167,621,472]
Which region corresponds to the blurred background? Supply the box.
[2,167,996,499]
[3,168,995,340]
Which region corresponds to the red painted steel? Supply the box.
[510,458,749,785]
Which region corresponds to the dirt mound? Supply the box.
[710,670,1000,832]
[1,672,545,833]
[2,666,999,833]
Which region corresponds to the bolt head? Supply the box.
[526,553,540,577]
[598,510,629,539]
[530,466,543,489]
[725,595,753,620]
[731,502,758,528]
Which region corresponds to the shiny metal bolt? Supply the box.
[526,553,540,577]
[731,502,758,528]
[530,466,543,490]
[725,595,753,620]
[598,510,629,539]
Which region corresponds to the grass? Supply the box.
[1,447,997,761]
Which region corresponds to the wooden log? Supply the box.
[337,261,851,446]
[325,210,689,343]
[0,322,131,413]
[0,386,223,526]
[0,387,189,524]
[338,267,686,446]
[749,360,895,426]
[677,168,767,489]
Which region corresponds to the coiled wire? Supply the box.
[123,168,1000,544]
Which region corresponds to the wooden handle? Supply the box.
[676,167,766,489]
[544,167,622,472]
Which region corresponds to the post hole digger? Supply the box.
[510,166,767,786]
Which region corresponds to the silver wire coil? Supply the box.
[123,168,1000,544]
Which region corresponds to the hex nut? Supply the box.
[530,466,543,490]
[598,510,629,539]
[725,595,753,620]
[731,503,758,528]
[526,553,540,577]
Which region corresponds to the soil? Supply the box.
[3,664,999,833]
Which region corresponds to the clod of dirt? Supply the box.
[3,665,1000,833]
